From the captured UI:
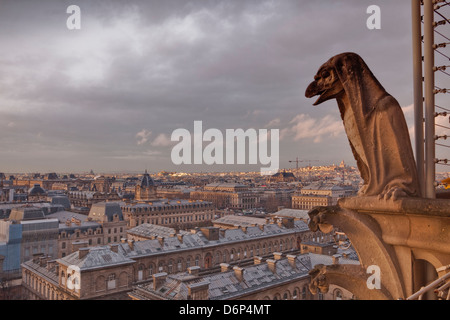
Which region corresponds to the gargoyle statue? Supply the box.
[305,52,421,200]
[308,264,330,295]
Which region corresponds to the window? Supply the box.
[138,265,144,281]
[107,274,116,290]
[302,286,307,300]
[334,289,343,300]
[149,265,154,276]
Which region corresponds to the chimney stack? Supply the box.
[39,256,48,267]
[267,259,277,274]
[109,244,119,253]
[273,252,283,260]
[220,263,231,272]
[128,239,135,251]
[188,266,200,276]
[187,281,210,300]
[153,272,167,290]
[233,266,244,282]
[177,234,184,243]
[78,247,89,259]
[158,236,164,246]
[254,256,264,265]
[287,255,297,269]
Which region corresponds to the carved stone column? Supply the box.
[308,196,450,300]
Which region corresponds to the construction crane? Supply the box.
[289,158,319,180]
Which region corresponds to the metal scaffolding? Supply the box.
[411,0,450,199]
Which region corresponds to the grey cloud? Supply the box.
[0,0,423,172]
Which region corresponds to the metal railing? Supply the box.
[407,265,450,300]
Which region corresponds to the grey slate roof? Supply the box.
[127,224,190,239]
[133,253,328,300]
[88,202,124,222]
[117,221,309,259]
[57,246,134,271]
[271,208,310,221]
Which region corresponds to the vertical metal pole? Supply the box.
[424,0,436,199]
[412,0,425,197]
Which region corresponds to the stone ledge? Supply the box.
[338,196,450,217]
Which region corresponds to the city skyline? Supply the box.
[0,0,448,173]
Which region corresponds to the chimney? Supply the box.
[177,234,184,243]
[128,239,135,251]
[258,225,265,231]
[287,255,297,269]
[332,254,341,265]
[233,266,244,282]
[47,260,56,271]
[220,263,231,272]
[267,259,277,274]
[282,217,294,229]
[32,253,44,264]
[187,281,210,300]
[188,266,200,276]
[158,236,164,246]
[200,227,219,241]
[109,244,119,253]
[121,238,127,243]
[254,256,264,265]
[39,256,48,267]
[153,272,168,290]
[241,227,247,233]
[72,240,89,253]
[78,247,90,259]
[273,252,283,260]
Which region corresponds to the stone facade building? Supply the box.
[68,191,121,209]
[135,171,158,202]
[22,246,135,300]
[291,184,348,210]
[20,214,334,300]
[128,251,358,300]
[121,199,215,229]
[190,183,260,210]
[50,202,128,258]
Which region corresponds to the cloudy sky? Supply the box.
[0,0,448,174]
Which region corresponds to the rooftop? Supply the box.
[116,220,309,259]
[271,208,310,221]
[57,246,134,271]
[88,202,124,222]
[130,252,360,300]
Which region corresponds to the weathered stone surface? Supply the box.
[305,52,420,200]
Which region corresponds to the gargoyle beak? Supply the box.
[305,81,327,106]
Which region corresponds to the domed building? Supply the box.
[135,170,158,202]
[28,184,47,202]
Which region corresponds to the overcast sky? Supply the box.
[0,0,448,174]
